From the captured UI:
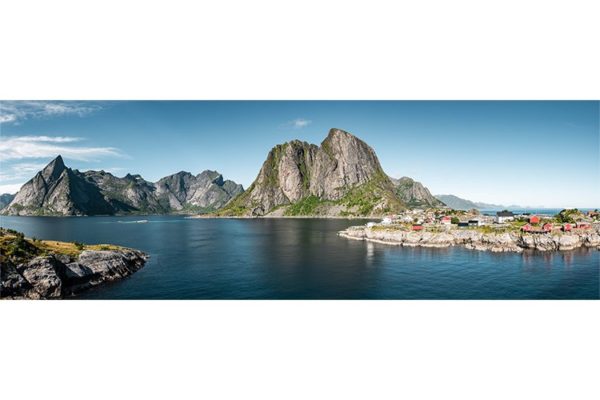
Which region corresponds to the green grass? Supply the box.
[0,228,126,264]
[284,195,328,216]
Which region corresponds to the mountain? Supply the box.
[3,156,115,216]
[218,128,407,217]
[434,194,504,210]
[2,156,243,216]
[0,193,16,210]
[389,176,445,208]
[155,170,243,212]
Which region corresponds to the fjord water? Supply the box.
[1,216,598,299]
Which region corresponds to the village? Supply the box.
[371,207,600,234]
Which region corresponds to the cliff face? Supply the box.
[2,156,243,216]
[390,177,445,208]
[219,128,406,217]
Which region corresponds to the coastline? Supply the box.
[189,214,377,220]
[338,224,600,253]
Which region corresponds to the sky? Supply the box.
[0,100,598,208]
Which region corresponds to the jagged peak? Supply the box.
[321,128,372,152]
[197,169,220,178]
[45,155,65,169]
[173,170,193,176]
[41,155,67,181]
[324,128,356,141]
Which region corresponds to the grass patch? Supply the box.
[284,195,327,216]
[0,228,125,264]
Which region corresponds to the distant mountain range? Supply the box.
[5,128,509,217]
[434,194,506,210]
[2,156,243,216]
[0,193,15,210]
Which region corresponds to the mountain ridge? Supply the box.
[4,129,444,217]
[2,156,243,216]
[434,194,505,210]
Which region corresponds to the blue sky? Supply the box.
[0,101,598,208]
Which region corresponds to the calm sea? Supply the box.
[1,215,598,299]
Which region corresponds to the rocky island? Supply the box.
[0,228,147,299]
[339,209,600,252]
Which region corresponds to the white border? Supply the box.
[1,1,599,400]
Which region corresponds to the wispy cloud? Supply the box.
[0,135,123,162]
[0,101,101,124]
[0,183,25,195]
[0,162,48,181]
[283,118,312,129]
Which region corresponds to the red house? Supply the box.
[440,216,452,225]
[521,224,532,232]
[577,222,591,229]
[529,215,540,224]
[562,223,572,232]
[542,223,553,232]
[412,225,423,231]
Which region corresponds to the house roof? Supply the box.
[497,211,514,217]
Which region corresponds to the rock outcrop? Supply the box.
[218,128,408,217]
[2,250,147,299]
[339,224,600,253]
[390,177,445,208]
[2,156,243,216]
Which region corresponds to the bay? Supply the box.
[1,215,598,299]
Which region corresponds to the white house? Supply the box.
[381,217,393,225]
[495,211,515,223]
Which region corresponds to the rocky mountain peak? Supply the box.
[389,176,444,208]
[197,170,223,184]
[41,155,67,182]
[324,127,353,141]
[219,128,404,216]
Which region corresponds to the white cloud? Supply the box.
[291,118,311,128]
[11,136,83,143]
[0,101,101,124]
[0,183,25,194]
[0,135,123,162]
[0,162,47,181]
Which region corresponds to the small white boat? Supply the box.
[135,220,148,224]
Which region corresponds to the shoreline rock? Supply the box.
[1,249,148,299]
[338,225,600,253]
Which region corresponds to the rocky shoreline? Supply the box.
[338,225,600,253]
[1,249,148,299]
